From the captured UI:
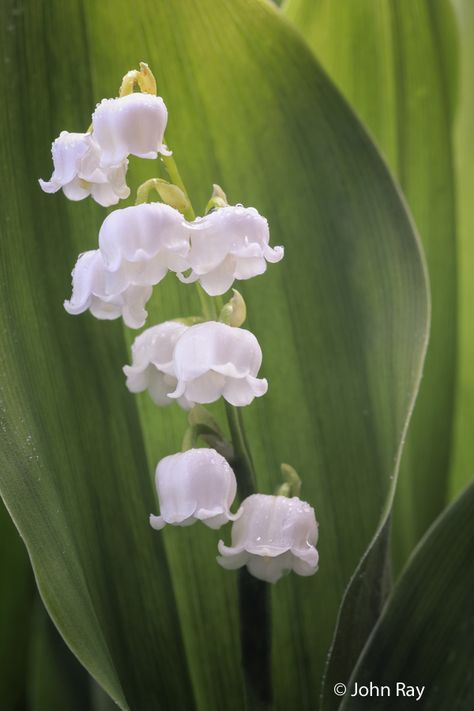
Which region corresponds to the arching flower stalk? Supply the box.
[40,61,319,708]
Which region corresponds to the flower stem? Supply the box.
[224,403,256,501]
[161,152,195,221]
[163,153,272,709]
[226,403,272,709]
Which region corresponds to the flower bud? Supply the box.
[168,321,268,407]
[150,448,239,530]
[98,203,190,293]
[39,131,129,207]
[92,93,169,167]
[217,494,318,583]
[123,321,191,408]
[64,250,152,329]
[219,289,247,327]
[179,205,284,295]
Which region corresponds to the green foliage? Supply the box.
[450,0,474,495]
[339,482,474,710]
[284,0,457,574]
[7,0,472,708]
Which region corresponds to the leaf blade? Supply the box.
[0,0,430,708]
[340,482,474,710]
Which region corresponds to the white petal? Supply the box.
[98,203,189,279]
[217,544,249,570]
[149,514,166,530]
[123,364,152,393]
[173,321,263,382]
[148,372,179,406]
[151,449,237,529]
[184,204,282,292]
[39,131,130,206]
[120,285,152,329]
[222,376,268,407]
[62,177,91,202]
[170,321,266,406]
[64,249,151,328]
[41,131,92,187]
[174,371,226,404]
[217,494,319,582]
[124,321,189,405]
[187,215,235,271]
[106,161,131,199]
[291,549,319,576]
[92,93,168,167]
[38,178,60,194]
[246,551,294,584]
[263,244,284,263]
[90,178,127,207]
[64,250,103,315]
[233,257,267,281]
[199,257,237,296]
[88,298,123,321]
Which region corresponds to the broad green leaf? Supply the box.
[0,505,33,710]
[283,1,457,699]
[284,0,457,568]
[28,600,93,711]
[450,0,474,496]
[338,481,474,710]
[0,2,193,708]
[0,0,429,709]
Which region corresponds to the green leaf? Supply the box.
[0,0,428,708]
[283,1,458,700]
[338,481,474,710]
[283,0,457,568]
[450,0,474,496]
[0,505,33,710]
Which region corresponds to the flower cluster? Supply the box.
[41,63,318,584]
[150,450,318,583]
[123,320,268,408]
[40,86,168,206]
[61,201,283,329]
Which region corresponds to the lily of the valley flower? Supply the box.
[123,321,191,408]
[217,494,318,583]
[98,203,190,293]
[150,448,239,530]
[169,321,268,406]
[64,250,152,329]
[39,131,130,207]
[92,93,169,167]
[179,205,284,295]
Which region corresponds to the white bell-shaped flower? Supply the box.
[168,321,268,407]
[218,494,318,583]
[123,321,192,408]
[179,205,284,296]
[92,93,169,167]
[64,250,152,329]
[98,203,190,293]
[39,131,130,207]
[150,448,239,530]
